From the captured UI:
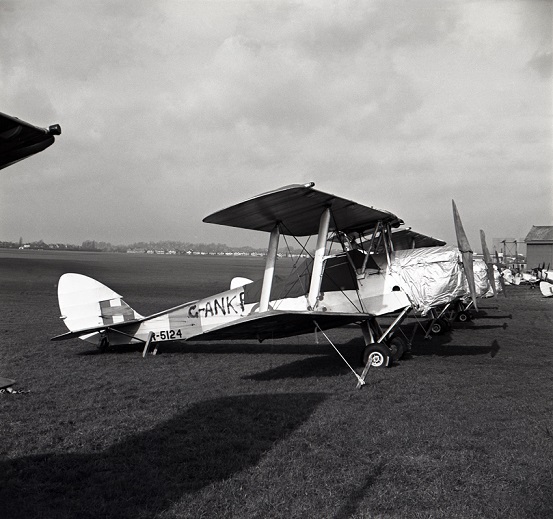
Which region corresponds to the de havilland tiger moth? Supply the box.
[0,110,62,390]
[52,182,496,387]
[0,111,61,170]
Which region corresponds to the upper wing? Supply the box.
[390,228,446,250]
[0,111,61,170]
[353,227,446,252]
[203,182,402,236]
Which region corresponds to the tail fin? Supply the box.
[57,273,142,338]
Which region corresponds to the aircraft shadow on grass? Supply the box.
[411,330,501,359]
[77,338,371,382]
[472,303,515,319]
[333,462,386,519]
[240,337,367,381]
[77,338,364,358]
[245,354,356,381]
[245,327,504,379]
[474,312,513,320]
[0,393,326,519]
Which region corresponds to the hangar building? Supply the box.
[524,226,553,268]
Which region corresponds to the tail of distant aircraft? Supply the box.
[55,273,143,344]
[540,281,553,297]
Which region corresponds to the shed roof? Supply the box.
[525,226,553,242]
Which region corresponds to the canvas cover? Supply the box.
[471,259,493,298]
[389,246,467,315]
[493,267,503,294]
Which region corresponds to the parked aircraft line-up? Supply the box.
[1,110,546,388]
[51,181,504,387]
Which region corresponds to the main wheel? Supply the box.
[388,336,407,361]
[430,319,448,335]
[362,344,392,368]
[457,310,471,322]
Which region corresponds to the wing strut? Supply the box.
[259,224,280,312]
[308,207,331,309]
[313,321,367,388]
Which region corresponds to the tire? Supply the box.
[388,336,407,361]
[430,319,447,335]
[362,344,392,368]
[457,311,471,323]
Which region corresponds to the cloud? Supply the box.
[527,51,553,79]
[0,0,551,250]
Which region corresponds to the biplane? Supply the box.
[52,183,485,387]
[1,110,61,391]
[0,111,61,170]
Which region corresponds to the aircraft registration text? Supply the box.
[187,292,245,319]
[152,329,183,341]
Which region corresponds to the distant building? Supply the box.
[492,238,526,258]
[525,226,553,268]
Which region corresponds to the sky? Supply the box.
[0,0,551,251]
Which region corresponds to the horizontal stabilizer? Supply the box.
[0,377,16,390]
[51,319,143,342]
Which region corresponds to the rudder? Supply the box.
[57,273,142,337]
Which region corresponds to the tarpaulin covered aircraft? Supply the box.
[0,111,61,170]
[52,183,483,387]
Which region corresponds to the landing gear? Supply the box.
[361,336,409,368]
[430,318,450,335]
[98,335,110,353]
[456,310,472,322]
[388,335,408,360]
[359,309,412,369]
[362,343,392,368]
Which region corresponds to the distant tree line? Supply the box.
[1,238,306,255]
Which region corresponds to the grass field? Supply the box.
[1,249,552,518]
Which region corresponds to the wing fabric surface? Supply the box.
[189,310,371,342]
[0,111,61,170]
[203,183,402,236]
[51,320,143,342]
[390,229,446,250]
